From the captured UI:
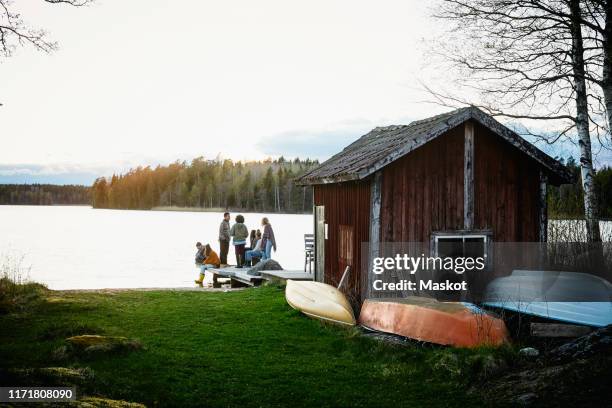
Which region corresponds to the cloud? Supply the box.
[0,163,115,185]
[506,121,612,168]
[256,128,361,160]
[256,116,417,160]
[0,154,192,185]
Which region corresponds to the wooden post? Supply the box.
[539,170,548,242]
[464,122,475,230]
[367,171,382,300]
[315,205,325,283]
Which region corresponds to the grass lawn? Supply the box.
[0,285,498,407]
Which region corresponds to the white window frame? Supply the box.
[432,233,490,258]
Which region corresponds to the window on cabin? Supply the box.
[433,234,489,260]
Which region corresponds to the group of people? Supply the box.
[194,212,277,286]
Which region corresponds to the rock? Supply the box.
[66,335,143,354]
[9,367,94,386]
[478,354,508,379]
[52,345,70,361]
[72,397,146,407]
[477,352,612,407]
[549,324,612,363]
[515,393,538,406]
[518,347,540,358]
[247,259,283,276]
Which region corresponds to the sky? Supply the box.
[0,0,608,185]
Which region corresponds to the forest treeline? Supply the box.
[91,155,612,218]
[549,158,612,219]
[0,184,90,205]
[91,157,320,213]
[4,156,611,219]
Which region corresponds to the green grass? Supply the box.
[0,285,495,407]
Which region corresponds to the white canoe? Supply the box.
[285,280,356,326]
[483,270,612,327]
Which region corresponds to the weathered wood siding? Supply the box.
[377,121,541,243]
[314,121,544,303]
[473,122,541,241]
[313,181,371,303]
[379,126,465,242]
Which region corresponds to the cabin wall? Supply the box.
[313,121,544,303]
[473,123,541,241]
[377,122,541,243]
[379,126,466,242]
[313,181,371,304]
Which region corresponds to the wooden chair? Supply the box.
[304,233,314,273]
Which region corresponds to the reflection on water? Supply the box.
[0,206,312,289]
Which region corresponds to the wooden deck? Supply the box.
[208,266,313,288]
[208,267,264,288]
[260,270,313,282]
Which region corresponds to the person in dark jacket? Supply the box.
[230,214,249,267]
[218,212,230,266]
[260,217,277,260]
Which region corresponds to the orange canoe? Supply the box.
[359,297,508,348]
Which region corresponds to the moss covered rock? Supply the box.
[9,366,94,386]
[66,335,143,354]
[72,397,146,407]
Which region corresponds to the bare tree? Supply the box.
[0,0,91,58]
[570,0,601,242]
[430,0,603,242]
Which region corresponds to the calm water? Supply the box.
[0,206,312,289]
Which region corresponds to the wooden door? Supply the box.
[338,224,354,285]
[315,205,325,282]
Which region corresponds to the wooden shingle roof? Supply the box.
[295,107,572,185]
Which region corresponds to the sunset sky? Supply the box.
[0,0,604,184]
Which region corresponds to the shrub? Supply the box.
[0,253,46,313]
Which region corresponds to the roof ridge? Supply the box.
[295,106,570,185]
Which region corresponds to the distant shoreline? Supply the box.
[0,204,313,215]
[151,206,313,215]
[0,203,90,207]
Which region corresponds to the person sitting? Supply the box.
[245,231,263,266]
[195,242,206,265]
[195,244,220,286]
[246,229,257,250]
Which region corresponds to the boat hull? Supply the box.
[359,297,509,347]
[285,280,356,326]
[483,270,612,327]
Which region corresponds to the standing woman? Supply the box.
[260,217,277,260]
[230,214,249,267]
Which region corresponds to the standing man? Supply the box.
[219,212,231,267]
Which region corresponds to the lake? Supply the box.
[0,206,313,290]
[2,206,611,290]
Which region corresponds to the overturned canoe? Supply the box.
[483,270,612,327]
[359,297,509,347]
[285,280,356,326]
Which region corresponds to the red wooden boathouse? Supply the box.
[295,107,571,304]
